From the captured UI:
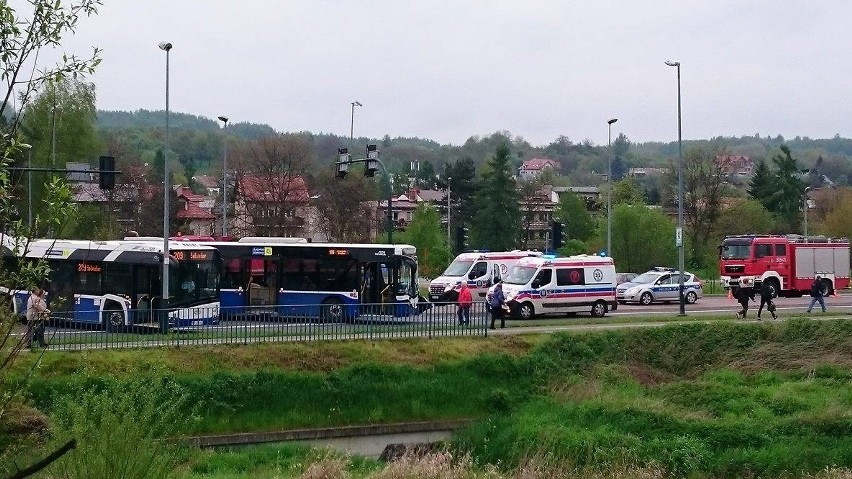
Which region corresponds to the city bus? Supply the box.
[190,238,425,321]
[2,238,221,330]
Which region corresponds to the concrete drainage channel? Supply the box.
[179,419,473,458]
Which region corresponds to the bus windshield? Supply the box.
[442,259,473,277]
[504,265,538,285]
[721,243,751,260]
[170,256,219,307]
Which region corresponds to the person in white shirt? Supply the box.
[26,286,49,349]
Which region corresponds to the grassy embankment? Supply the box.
[6,315,852,478]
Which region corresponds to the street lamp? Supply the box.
[218,116,229,238]
[350,100,362,150]
[804,187,812,236]
[159,41,172,306]
[665,60,686,316]
[606,118,618,257]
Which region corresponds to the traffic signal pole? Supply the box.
[335,145,393,243]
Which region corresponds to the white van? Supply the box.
[501,255,618,319]
[429,251,543,301]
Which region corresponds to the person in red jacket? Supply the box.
[456,281,472,325]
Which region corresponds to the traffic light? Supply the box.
[98,155,116,190]
[364,144,379,177]
[335,148,350,179]
[455,225,469,253]
[552,221,565,250]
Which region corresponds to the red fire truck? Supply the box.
[719,234,850,296]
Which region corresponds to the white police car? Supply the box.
[616,267,703,305]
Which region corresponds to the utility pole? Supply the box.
[447,176,451,249]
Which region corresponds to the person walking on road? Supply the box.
[456,281,472,325]
[757,281,778,320]
[807,276,827,313]
[26,286,49,349]
[488,281,506,329]
[734,285,755,320]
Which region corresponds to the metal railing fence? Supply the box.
[19,301,489,351]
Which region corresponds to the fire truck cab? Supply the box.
[719,234,850,297]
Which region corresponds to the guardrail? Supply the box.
[19,301,490,351]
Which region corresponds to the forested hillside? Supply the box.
[95,109,852,188]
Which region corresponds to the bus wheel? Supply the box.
[103,303,125,332]
[591,300,607,318]
[321,298,344,323]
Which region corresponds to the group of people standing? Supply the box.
[734,276,828,320]
[453,280,507,330]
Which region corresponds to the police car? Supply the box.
[616,267,703,305]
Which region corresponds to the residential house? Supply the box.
[716,155,753,177]
[520,185,557,250]
[627,167,667,178]
[518,158,560,179]
[175,186,216,236]
[193,175,221,195]
[233,174,313,239]
[376,187,446,233]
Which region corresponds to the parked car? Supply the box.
[616,272,638,285]
[616,267,703,305]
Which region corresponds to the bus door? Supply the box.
[246,257,279,311]
[390,255,419,317]
[133,264,158,323]
[360,261,389,313]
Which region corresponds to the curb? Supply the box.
[178,419,473,448]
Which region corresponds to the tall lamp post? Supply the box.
[665,60,686,316]
[350,100,362,150]
[606,118,618,257]
[159,41,172,306]
[218,116,229,238]
[803,187,812,236]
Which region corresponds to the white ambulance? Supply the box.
[428,250,543,301]
[501,254,618,319]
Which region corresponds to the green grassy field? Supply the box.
[7,317,852,478]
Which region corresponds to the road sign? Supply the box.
[675,227,683,247]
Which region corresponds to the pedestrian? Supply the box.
[26,286,50,349]
[734,285,755,320]
[806,276,827,313]
[488,281,506,329]
[757,281,778,320]
[456,281,472,325]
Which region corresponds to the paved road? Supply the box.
[610,292,852,318]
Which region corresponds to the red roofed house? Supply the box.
[716,155,753,177]
[234,174,311,238]
[518,158,560,179]
[175,186,216,236]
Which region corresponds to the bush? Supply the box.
[48,378,194,479]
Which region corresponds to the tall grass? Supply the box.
[17,318,852,477]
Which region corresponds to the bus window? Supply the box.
[104,263,133,295]
[75,266,103,295]
[223,257,243,289]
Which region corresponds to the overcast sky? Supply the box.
[30,1,852,147]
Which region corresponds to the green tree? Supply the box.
[715,199,775,238]
[819,190,852,239]
[440,157,476,253]
[611,204,677,273]
[766,145,806,231]
[554,189,594,242]
[471,144,520,250]
[748,158,772,207]
[612,178,646,205]
[398,204,451,278]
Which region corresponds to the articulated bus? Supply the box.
[190,238,426,321]
[2,238,221,329]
